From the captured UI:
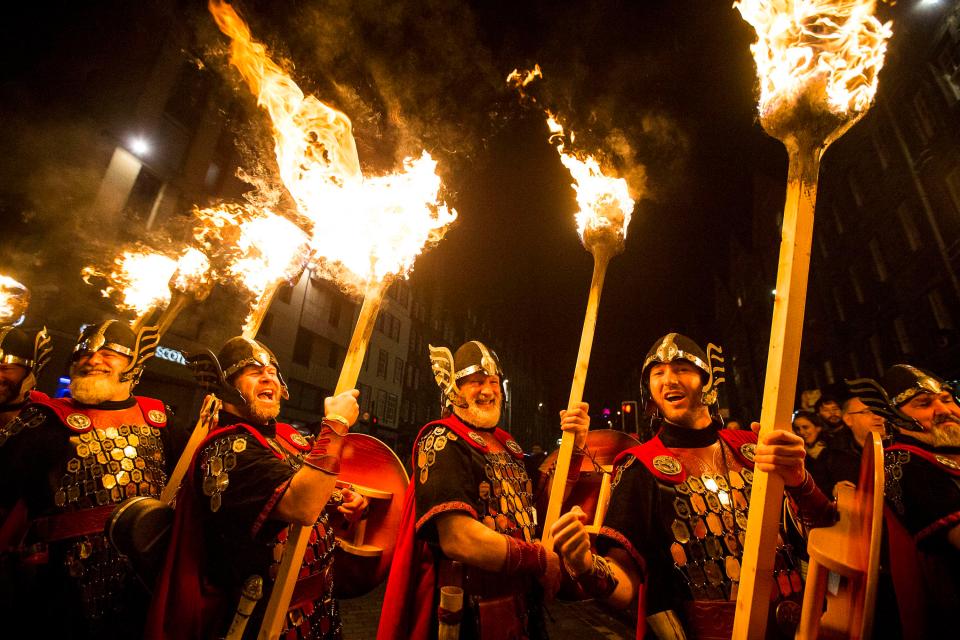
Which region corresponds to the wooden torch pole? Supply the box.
[259,276,392,639]
[541,245,613,549]
[732,142,821,639]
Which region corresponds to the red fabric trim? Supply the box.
[252,478,293,538]
[887,444,960,477]
[415,501,478,532]
[716,429,756,469]
[915,510,960,544]
[493,427,524,461]
[27,396,92,432]
[884,506,929,640]
[26,390,48,403]
[135,396,167,427]
[275,422,311,451]
[597,525,646,579]
[614,438,688,484]
[377,479,436,640]
[415,415,524,460]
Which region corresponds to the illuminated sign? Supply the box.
[155,346,187,366]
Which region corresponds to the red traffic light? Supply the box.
[622,402,633,413]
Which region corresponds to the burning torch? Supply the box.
[208,2,456,637]
[508,68,637,547]
[731,2,891,637]
[0,275,30,326]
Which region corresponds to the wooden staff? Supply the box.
[542,239,618,549]
[259,276,392,640]
[732,109,864,638]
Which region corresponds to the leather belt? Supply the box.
[31,505,117,543]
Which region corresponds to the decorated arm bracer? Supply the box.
[563,553,620,600]
[502,536,549,578]
[301,417,348,475]
[786,470,837,528]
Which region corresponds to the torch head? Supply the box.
[430,341,503,411]
[0,325,52,403]
[0,277,30,326]
[72,320,159,386]
[640,333,725,411]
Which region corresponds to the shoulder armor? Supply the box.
[887,443,960,477]
[615,438,688,484]
[275,422,311,451]
[26,396,94,433]
[0,405,48,446]
[135,396,167,428]
[717,429,757,469]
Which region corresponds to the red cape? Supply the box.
[145,423,282,640]
[376,415,522,640]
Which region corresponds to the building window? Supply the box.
[912,91,935,142]
[896,202,921,251]
[327,344,342,370]
[358,383,372,413]
[850,268,864,304]
[945,164,960,215]
[329,297,342,327]
[293,327,313,366]
[832,206,844,235]
[386,393,399,425]
[824,360,835,385]
[847,173,863,209]
[868,238,887,282]
[832,287,846,322]
[928,289,955,330]
[394,358,405,384]
[894,317,913,355]
[869,335,884,376]
[377,349,389,378]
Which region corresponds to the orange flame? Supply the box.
[208,0,455,290]
[735,0,892,118]
[83,250,178,320]
[171,248,213,295]
[508,67,634,249]
[0,275,30,326]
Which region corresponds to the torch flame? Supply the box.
[734,0,892,118]
[171,248,213,294]
[208,0,456,291]
[0,275,30,326]
[508,67,634,250]
[82,250,178,320]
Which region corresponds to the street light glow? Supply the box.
[129,137,150,156]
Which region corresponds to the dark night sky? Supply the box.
[0,0,823,411]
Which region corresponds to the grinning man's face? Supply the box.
[648,361,711,429]
[69,349,132,404]
[454,372,502,428]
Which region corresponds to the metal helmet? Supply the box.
[641,333,725,407]
[72,320,159,385]
[429,340,503,409]
[842,364,954,435]
[0,325,53,401]
[187,336,288,405]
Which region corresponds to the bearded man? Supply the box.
[146,336,364,640]
[0,319,172,638]
[378,341,589,640]
[550,333,835,640]
[0,326,52,426]
[866,364,960,635]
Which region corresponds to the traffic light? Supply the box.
[621,400,638,433]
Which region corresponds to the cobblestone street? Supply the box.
[339,583,636,639]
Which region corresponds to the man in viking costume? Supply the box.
[0,325,52,426]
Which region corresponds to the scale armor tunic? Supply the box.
[0,396,171,638]
[599,422,813,640]
[413,414,544,639]
[196,414,341,640]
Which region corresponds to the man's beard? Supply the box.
[71,374,124,405]
[904,415,960,448]
[459,400,501,428]
[0,379,20,405]
[247,398,281,424]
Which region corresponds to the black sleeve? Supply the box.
[160,404,190,476]
[0,406,58,512]
[194,432,297,540]
[413,426,481,541]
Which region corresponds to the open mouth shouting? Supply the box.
[256,387,279,403]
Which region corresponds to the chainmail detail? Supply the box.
[884,449,910,516]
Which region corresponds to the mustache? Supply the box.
[934,414,960,426]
